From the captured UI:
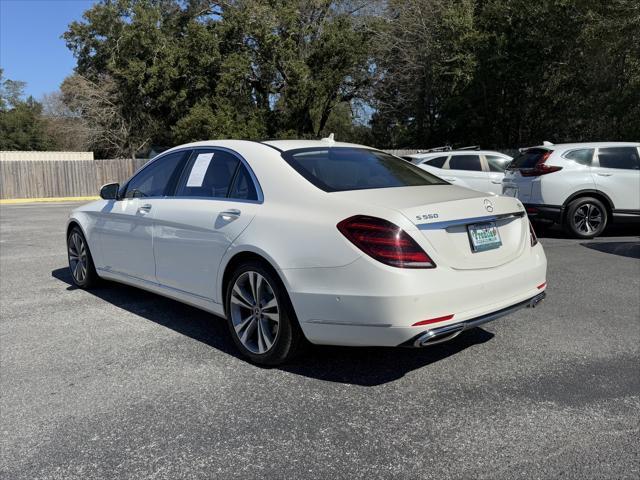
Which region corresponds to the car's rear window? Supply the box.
[509,148,551,169]
[281,147,447,192]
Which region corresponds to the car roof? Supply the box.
[528,141,640,151]
[405,150,510,159]
[262,139,375,152]
[156,139,377,158]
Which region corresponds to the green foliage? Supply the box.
[171,100,266,143]
[370,0,479,147]
[371,0,640,148]
[0,69,28,111]
[6,0,637,154]
[62,0,373,155]
[0,70,54,150]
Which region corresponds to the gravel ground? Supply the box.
[1,202,639,479]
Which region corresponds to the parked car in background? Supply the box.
[403,150,513,195]
[502,142,640,238]
[66,139,546,365]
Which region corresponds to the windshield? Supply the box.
[509,148,550,169]
[281,147,448,192]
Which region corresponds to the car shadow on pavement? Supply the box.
[281,331,494,386]
[580,241,640,259]
[51,267,494,386]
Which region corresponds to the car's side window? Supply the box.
[564,148,594,166]
[123,151,187,198]
[486,155,511,172]
[448,155,482,171]
[228,164,258,201]
[425,156,448,168]
[175,149,240,198]
[597,147,640,170]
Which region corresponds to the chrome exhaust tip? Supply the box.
[413,324,465,348]
[528,292,546,308]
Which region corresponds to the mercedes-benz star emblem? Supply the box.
[484,199,494,213]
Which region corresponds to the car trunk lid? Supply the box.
[332,185,529,270]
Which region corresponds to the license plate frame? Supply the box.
[467,221,502,252]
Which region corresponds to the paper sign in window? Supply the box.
[186,153,214,187]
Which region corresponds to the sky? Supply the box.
[0,0,97,99]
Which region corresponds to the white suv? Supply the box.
[403,150,513,195]
[502,142,640,238]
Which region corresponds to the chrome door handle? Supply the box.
[137,204,152,214]
[491,180,502,184]
[596,173,612,176]
[220,209,241,221]
[443,177,456,182]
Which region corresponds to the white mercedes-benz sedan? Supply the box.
[67,139,547,364]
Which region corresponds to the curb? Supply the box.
[0,196,100,205]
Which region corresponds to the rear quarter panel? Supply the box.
[537,153,596,205]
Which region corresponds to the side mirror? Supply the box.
[100,182,120,200]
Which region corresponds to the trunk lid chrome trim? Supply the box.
[417,211,525,230]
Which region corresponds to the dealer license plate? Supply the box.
[468,222,502,252]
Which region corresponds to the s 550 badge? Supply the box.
[416,213,439,221]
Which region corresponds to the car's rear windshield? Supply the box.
[281,147,447,192]
[508,148,550,169]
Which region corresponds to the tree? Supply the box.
[60,0,638,152]
[64,0,226,153]
[59,74,151,158]
[0,70,54,150]
[220,0,374,138]
[369,0,478,148]
[0,69,27,111]
[62,0,376,153]
[369,0,640,148]
[41,91,93,152]
[549,0,640,140]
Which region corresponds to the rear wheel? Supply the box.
[564,197,608,239]
[225,260,303,365]
[67,226,99,288]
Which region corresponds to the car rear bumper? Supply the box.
[524,203,562,223]
[405,291,545,347]
[282,244,547,347]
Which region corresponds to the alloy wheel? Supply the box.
[68,232,88,284]
[573,203,603,235]
[229,271,280,354]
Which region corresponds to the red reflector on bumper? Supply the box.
[537,282,547,289]
[412,314,454,327]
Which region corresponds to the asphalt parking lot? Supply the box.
[1,202,639,479]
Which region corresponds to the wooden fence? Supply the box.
[0,158,148,199]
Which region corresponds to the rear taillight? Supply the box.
[521,151,562,176]
[529,220,538,247]
[337,215,435,268]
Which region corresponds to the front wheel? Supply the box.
[67,226,99,288]
[225,261,303,365]
[564,197,608,239]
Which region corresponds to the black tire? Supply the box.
[224,260,303,365]
[67,226,100,288]
[564,196,608,239]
